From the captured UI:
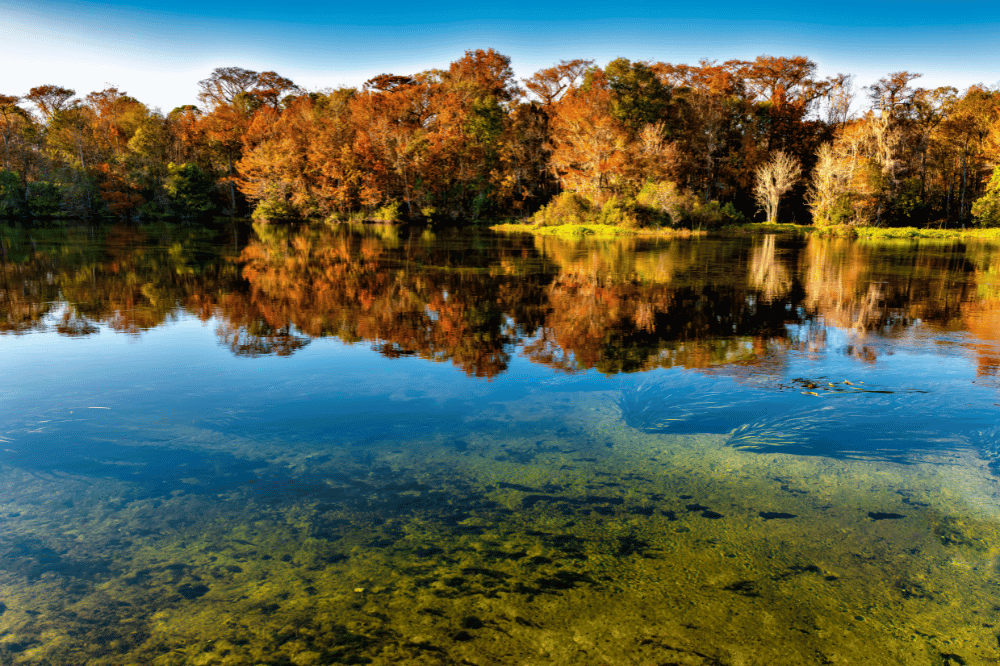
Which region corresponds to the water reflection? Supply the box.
[3,221,1000,664]
[4,220,1000,380]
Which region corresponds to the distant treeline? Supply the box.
[1,49,999,227]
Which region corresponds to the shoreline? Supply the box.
[491,221,1000,241]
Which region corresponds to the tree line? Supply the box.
[1,50,998,227]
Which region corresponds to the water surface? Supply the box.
[1,220,999,665]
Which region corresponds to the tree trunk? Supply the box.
[228,154,237,214]
[960,148,967,225]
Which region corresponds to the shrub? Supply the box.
[635,181,699,227]
[371,201,402,222]
[531,192,592,226]
[594,196,642,228]
[252,197,296,220]
[689,200,746,229]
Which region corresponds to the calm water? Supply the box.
[1,220,999,665]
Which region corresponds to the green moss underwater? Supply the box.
[0,391,999,665]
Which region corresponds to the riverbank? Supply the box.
[813,225,1000,240]
[492,221,1000,241]
[489,222,707,238]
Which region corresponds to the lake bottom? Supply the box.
[1,393,998,666]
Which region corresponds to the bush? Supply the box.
[252,197,296,220]
[325,210,366,224]
[531,192,592,226]
[371,201,402,222]
[594,196,643,228]
[812,193,856,227]
[635,181,698,227]
[688,200,746,229]
[528,186,746,231]
[636,182,745,229]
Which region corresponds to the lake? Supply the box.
[1,220,999,665]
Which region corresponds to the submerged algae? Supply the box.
[0,392,998,665]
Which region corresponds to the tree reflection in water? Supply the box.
[2,219,1000,385]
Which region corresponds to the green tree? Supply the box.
[971,166,1000,227]
[164,162,215,218]
[601,58,672,134]
[0,169,23,216]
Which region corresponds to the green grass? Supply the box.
[492,220,1000,242]
[813,225,1000,241]
[719,222,811,234]
[489,222,705,238]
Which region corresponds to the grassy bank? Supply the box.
[719,222,811,234]
[813,225,1000,241]
[489,222,707,238]
[492,221,1000,242]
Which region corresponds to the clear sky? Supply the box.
[2,0,998,112]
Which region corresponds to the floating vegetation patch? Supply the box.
[780,376,926,395]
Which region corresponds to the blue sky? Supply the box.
[2,0,998,112]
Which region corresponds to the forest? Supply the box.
[1,49,999,228]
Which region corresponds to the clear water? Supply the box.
[1,220,999,665]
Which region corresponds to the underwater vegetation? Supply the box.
[725,406,841,451]
[0,390,998,665]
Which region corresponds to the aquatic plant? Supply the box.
[725,394,962,463]
[725,407,839,451]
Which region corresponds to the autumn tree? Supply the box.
[822,74,856,128]
[867,71,923,117]
[547,78,629,201]
[0,95,29,174]
[807,142,855,225]
[197,67,261,109]
[937,86,999,223]
[523,59,593,106]
[25,85,76,121]
[653,60,749,202]
[445,48,520,102]
[252,71,301,109]
[755,151,802,222]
